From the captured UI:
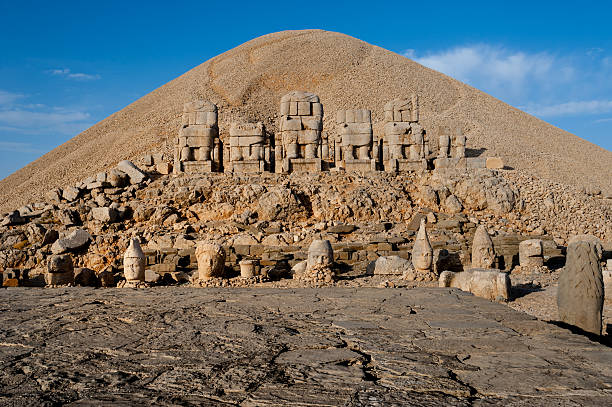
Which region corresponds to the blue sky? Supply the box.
[1,1,611,179]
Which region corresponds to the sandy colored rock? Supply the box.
[471,225,495,269]
[51,229,91,254]
[557,240,604,335]
[195,242,226,280]
[439,269,511,301]
[519,239,544,267]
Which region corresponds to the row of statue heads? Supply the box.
[173,91,468,175]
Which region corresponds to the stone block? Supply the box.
[51,229,91,254]
[486,157,504,169]
[117,160,146,184]
[156,162,172,175]
[92,207,120,223]
[439,269,511,302]
[62,187,80,202]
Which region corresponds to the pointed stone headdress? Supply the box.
[471,225,495,269]
[412,219,433,272]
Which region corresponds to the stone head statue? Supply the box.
[124,238,145,282]
[472,225,495,269]
[306,240,334,271]
[412,219,433,272]
[196,242,226,280]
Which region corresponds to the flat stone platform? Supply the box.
[1,287,611,406]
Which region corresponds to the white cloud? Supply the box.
[0,89,93,137]
[523,100,612,117]
[405,44,612,122]
[47,68,101,81]
[0,90,24,105]
[407,45,564,100]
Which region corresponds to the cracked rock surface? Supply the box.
[1,287,611,406]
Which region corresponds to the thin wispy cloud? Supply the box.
[47,68,101,81]
[0,90,24,105]
[405,44,612,119]
[0,88,93,137]
[523,100,612,117]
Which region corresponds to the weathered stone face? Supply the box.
[45,254,74,286]
[412,220,433,272]
[557,240,604,336]
[439,269,510,301]
[519,239,544,267]
[471,225,495,269]
[306,239,333,271]
[123,238,145,283]
[195,242,226,280]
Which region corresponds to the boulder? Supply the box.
[117,160,146,184]
[62,186,80,202]
[56,209,80,226]
[74,267,98,287]
[51,229,91,254]
[1,211,26,226]
[91,207,120,223]
[109,168,129,187]
[557,240,604,335]
[367,256,411,276]
[439,269,511,302]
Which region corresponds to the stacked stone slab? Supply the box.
[276,91,325,173]
[174,101,221,174]
[335,109,376,172]
[382,95,429,172]
[434,127,505,170]
[227,122,270,173]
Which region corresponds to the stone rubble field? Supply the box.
[1,287,611,406]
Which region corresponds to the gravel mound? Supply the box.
[0,29,610,213]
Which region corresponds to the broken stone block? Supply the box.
[519,239,544,267]
[62,186,80,202]
[486,157,504,169]
[1,211,26,226]
[45,254,74,286]
[91,207,120,223]
[74,268,98,287]
[117,160,146,184]
[46,188,62,202]
[51,229,91,254]
[109,168,129,187]
[156,162,172,175]
[439,269,511,301]
[367,256,411,275]
[557,240,604,336]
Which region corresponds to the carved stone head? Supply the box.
[196,242,226,280]
[472,225,495,269]
[412,219,433,272]
[306,240,334,271]
[124,238,145,282]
